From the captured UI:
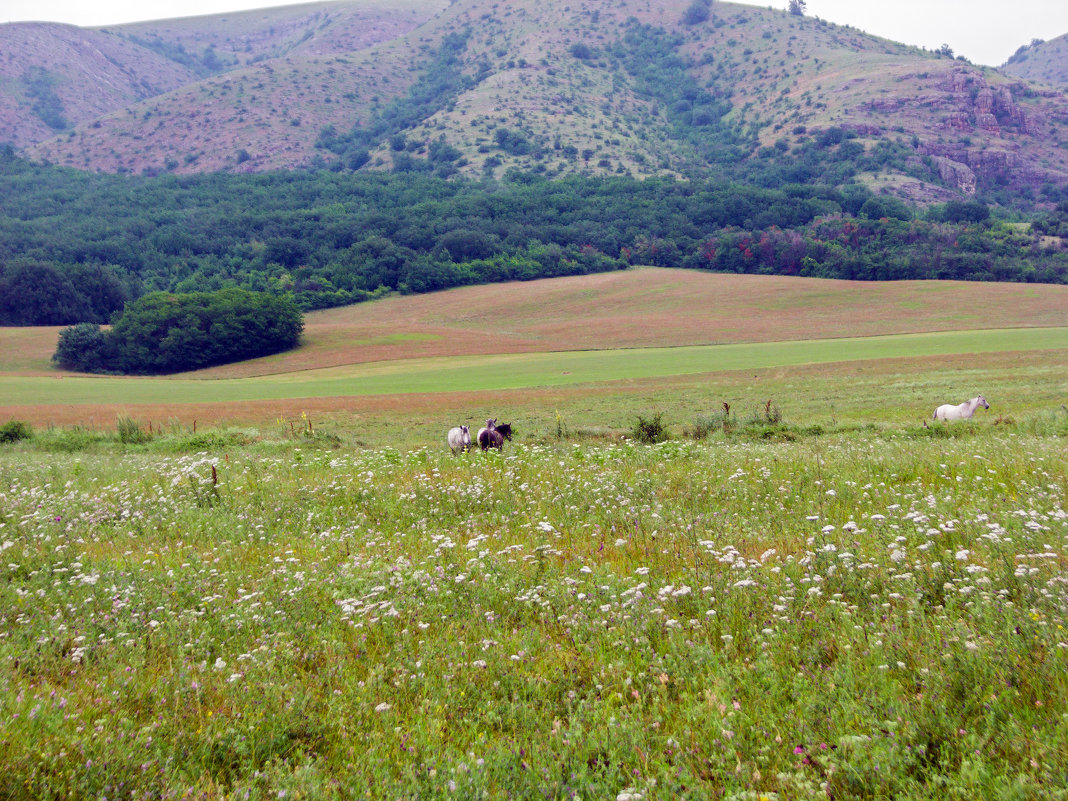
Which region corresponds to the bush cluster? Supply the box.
[631,413,670,444]
[53,288,303,374]
[0,420,33,443]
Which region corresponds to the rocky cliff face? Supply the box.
[848,63,1065,196]
[937,68,1044,136]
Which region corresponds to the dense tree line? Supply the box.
[0,260,130,325]
[2,150,1067,329]
[53,288,303,374]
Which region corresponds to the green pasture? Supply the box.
[3,327,1067,407]
[2,420,1067,799]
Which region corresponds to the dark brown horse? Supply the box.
[477,419,513,450]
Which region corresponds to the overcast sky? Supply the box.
[2,0,1066,67]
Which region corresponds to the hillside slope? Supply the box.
[0,0,445,153]
[6,267,1068,378]
[1002,34,1068,88]
[110,0,446,68]
[6,0,1068,202]
[0,23,197,148]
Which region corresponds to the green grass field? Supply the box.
[4,327,1067,408]
[2,414,1067,799]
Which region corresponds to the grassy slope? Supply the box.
[4,328,1068,408]
[108,0,445,68]
[5,268,1068,378]
[19,0,449,173]
[0,23,198,148]
[2,270,1067,435]
[1002,33,1068,88]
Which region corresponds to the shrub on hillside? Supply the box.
[631,413,670,444]
[53,288,303,375]
[0,420,33,443]
[682,0,713,25]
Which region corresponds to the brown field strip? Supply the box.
[3,269,1067,378]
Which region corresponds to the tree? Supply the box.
[788,0,806,15]
[52,322,114,372]
[681,0,713,26]
[0,261,91,325]
[54,289,304,375]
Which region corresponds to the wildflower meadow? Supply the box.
[1,418,1066,799]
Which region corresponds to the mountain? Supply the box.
[2,0,1067,204]
[0,23,198,146]
[1002,34,1068,88]
[0,0,446,152]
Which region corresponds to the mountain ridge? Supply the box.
[1002,33,1068,88]
[1,0,1066,204]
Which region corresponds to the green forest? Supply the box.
[3,148,1067,329]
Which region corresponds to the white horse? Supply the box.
[447,425,471,454]
[933,395,989,422]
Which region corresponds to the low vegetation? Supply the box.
[1,412,1066,798]
[0,419,32,443]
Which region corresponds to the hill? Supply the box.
[0,0,445,152]
[199,267,1068,378]
[1,0,1065,203]
[7,268,1068,378]
[1002,34,1068,88]
[0,23,198,146]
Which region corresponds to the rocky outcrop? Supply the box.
[931,155,977,195]
[936,67,1044,137]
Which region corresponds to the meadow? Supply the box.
[3,268,1068,434]
[2,411,1068,800]
[2,271,1067,799]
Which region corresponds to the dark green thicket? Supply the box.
[631,413,670,444]
[0,260,129,325]
[610,21,746,169]
[53,288,303,375]
[681,0,714,26]
[0,420,33,443]
[22,67,69,131]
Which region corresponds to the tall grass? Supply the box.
[1,422,1066,799]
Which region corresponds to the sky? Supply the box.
[2,0,1067,67]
